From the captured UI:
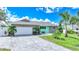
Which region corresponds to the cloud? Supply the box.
[19,16,29,20]
[31,18,38,21]
[71,7,78,9]
[31,18,58,26]
[36,7,54,13]
[52,22,59,26]
[0,7,16,21]
[1,7,30,22]
[0,7,4,10]
[0,8,58,26]
[56,7,62,12]
[1,7,57,26]
[8,16,30,22]
[31,18,44,22]
[36,7,62,13]
[36,7,44,11]
[46,7,63,13]
[31,18,51,22]
[31,18,52,22]
[45,7,53,13]
[2,7,19,22]
[49,7,56,10]
[39,19,44,21]
[44,18,51,22]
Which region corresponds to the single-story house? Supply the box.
[0,19,57,36]
[67,24,79,33]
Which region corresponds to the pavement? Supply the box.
[0,35,70,51]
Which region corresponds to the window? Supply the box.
[40,26,46,29]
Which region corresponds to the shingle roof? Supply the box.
[29,21,55,26]
[9,21,39,26]
[8,21,57,27]
[0,19,57,27]
[9,20,56,26]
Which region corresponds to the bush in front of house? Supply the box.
[53,29,62,39]
[58,23,63,33]
[7,25,17,36]
[53,23,63,39]
[67,29,76,34]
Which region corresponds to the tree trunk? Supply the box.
[72,24,73,30]
[65,29,68,37]
[65,22,68,37]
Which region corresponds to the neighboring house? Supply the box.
[0,19,57,36]
[67,24,79,33]
[61,21,79,33]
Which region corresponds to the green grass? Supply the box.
[40,33,79,50]
[0,48,11,51]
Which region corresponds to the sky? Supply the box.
[3,7,79,24]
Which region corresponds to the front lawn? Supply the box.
[0,48,11,51]
[40,33,79,50]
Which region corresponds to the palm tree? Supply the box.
[59,11,70,37]
[70,16,78,30]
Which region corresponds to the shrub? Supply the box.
[53,29,61,39]
[67,29,75,34]
[7,25,17,36]
[58,24,63,33]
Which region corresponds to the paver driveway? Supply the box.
[0,36,70,51]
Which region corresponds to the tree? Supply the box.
[59,11,70,37]
[77,10,79,17]
[0,9,7,21]
[0,9,6,20]
[70,16,78,30]
[0,9,17,36]
[58,21,63,33]
[0,9,9,26]
[76,11,79,27]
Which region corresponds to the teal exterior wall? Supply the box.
[40,27,45,33]
[40,29,45,33]
[40,26,50,34]
[45,26,50,33]
[32,26,54,34]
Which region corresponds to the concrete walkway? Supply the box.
[0,36,70,51]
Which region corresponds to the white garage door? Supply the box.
[15,27,33,35]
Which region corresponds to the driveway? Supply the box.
[0,36,70,51]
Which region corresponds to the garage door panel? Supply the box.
[15,27,32,35]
